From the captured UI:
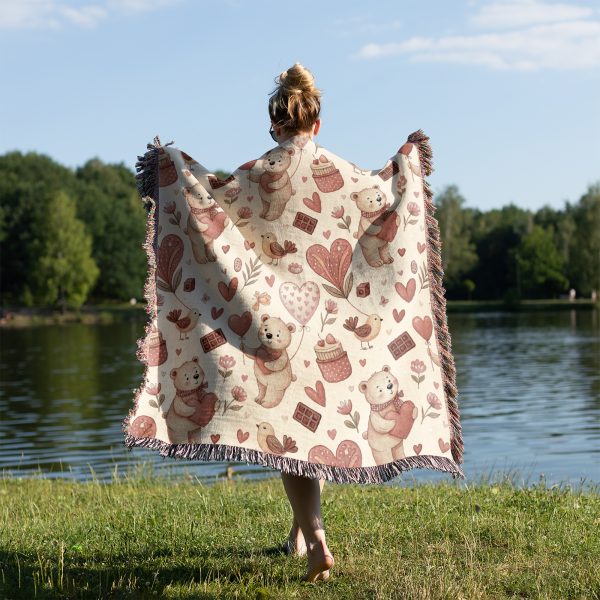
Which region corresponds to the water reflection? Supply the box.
[0,309,598,489]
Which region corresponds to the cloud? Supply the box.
[354,0,600,71]
[0,0,180,30]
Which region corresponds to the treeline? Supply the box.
[0,151,598,309]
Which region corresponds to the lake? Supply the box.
[1,308,598,490]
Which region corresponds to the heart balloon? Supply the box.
[279,281,320,326]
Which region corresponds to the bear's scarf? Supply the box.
[123,130,464,484]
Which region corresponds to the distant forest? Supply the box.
[0,150,598,309]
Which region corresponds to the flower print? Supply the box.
[232,205,252,228]
[411,358,426,387]
[231,386,247,402]
[218,354,235,380]
[331,206,344,219]
[337,399,352,415]
[420,391,441,424]
[325,299,338,314]
[403,201,420,231]
[163,201,177,214]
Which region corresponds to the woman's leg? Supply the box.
[284,477,325,555]
[280,472,334,581]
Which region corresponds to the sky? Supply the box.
[0,0,599,212]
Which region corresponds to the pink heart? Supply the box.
[244,240,255,250]
[222,245,230,253]
[237,429,249,443]
[392,308,405,323]
[395,278,416,302]
[303,191,321,213]
[241,374,248,381]
[218,278,238,302]
[413,443,422,455]
[351,177,358,183]
[434,381,439,389]
[175,348,182,356]
[304,380,326,406]
[417,242,426,253]
[307,440,362,467]
[279,281,320,326]
[438,438,451,453]
[211,306,224,320]
[323,230,331,239]
[302,176,308,182]
[413,315,433,341]
[327,429,337,440]
[359,358,366,367]
[265,274,275,287]
[246,195,254,201]
[228,311,252,336]
[398,247,406,256]
[306,239,352,288]
[211,434,220,443]
[304,360,310,367]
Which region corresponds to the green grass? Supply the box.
[1,468,599,600]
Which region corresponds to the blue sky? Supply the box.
[1,0,598,211]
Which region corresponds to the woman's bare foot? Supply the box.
[283,523,307,556]
[301,539,334,583]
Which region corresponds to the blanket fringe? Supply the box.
[122,131,466,485]
[407,129,464,471]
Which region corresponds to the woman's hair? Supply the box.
[268,62,321,135]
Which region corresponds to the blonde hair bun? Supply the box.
[268,62,322,135]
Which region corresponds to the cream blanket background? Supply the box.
[122,130,465,483]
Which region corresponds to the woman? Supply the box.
[268,62,334,584]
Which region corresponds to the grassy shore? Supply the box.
[1,471,598,599]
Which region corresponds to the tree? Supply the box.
[31,190,99,310]
[513,224,568,298]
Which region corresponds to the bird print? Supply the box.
[260,232,298,265]
[256,421,298,455]
[166,308,202,340]
[343,313,383,349]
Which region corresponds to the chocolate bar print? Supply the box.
[293,211,318,234]
[200,328,227,353]
[387,331,416,360]
[293,402,322,432]
[378,160,399,181]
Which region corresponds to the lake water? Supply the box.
[1,309,598,490]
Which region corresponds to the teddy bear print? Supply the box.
[351,185,401,268]
[360,365,417,465]
[164,356,220,444]
[241,313,298,408]
[248,147,295,221]
[183,182,230,264]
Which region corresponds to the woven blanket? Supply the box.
[122,130,465,484]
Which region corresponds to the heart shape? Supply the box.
[413,443,422,455]
[392,308,405,323]
[237,429,249,443]
[304,380,326,406]
[222,244,230,253]
[303,191,321,213]
[211,306,224,320]
[327,429,337,440]
[280,281,320,326]
[211,434,220,443]
[417,242,426,254]
[308,440,362,467]
[265,274,275,287]
[218,277,238,301]
[398,247,406,256]
[228,311,252,336]
[302,176,307,182]
[304,360,310,367]
[244,240,255,250]
[414,191,420,198]
[322,230,331,239]
[351,177,358,183]
[438,438,451,453]
[359,358,366,367]
[413,315,433,341]
[241,374,248,381]
[306,239,352,288]
[175,348,182,356]
[434,381,439,389]
[395,278,416,302]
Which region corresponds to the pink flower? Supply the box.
[337,399,352,415]
[411,359,426,375]
[225,186,241,199]
[237,206,252,219]
[325,299,338,313]
[163,201,176,214]
[231,386,247,402]
[145,383,161,395]
[427,392,442,410]
[407,201,420,217]
[219,354,236,369]
[331,206,344,219]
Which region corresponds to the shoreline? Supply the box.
[0,298,598,328]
